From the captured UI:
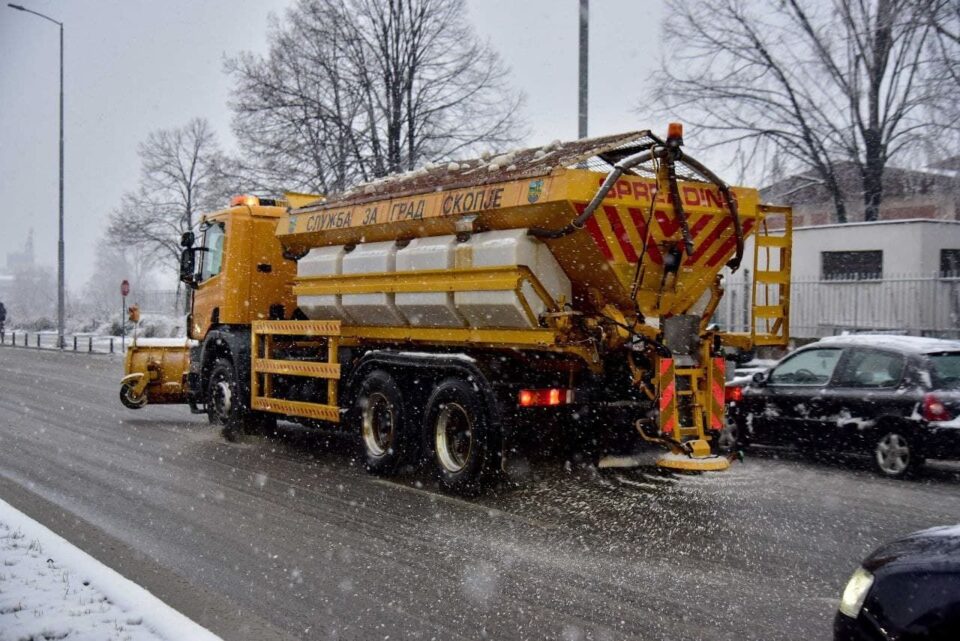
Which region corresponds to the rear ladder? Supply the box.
[750,204,792,346]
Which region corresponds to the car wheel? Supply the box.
[356,370,411,475]
[119,382,147,409]
[425,378,497,495]
[874,431,916,478]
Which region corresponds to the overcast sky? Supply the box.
[0,0,666,288]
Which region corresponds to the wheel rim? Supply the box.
[362,392,395,458]
[876,433,910,475]
[435,402,473,473]
[212,379,233,422]
[121,384,145,407]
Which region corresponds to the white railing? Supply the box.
[0,330,124,354]
[717,272,960,340]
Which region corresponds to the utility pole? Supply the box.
[8,3,65,349]
[578,0,589,139]
[57,16,64,349]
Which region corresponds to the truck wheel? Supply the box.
[119,382,147,409]
[356,370,410,475]
[425,378,496,495]
[207,358,275,441]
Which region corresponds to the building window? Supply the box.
[940,249,960,278]
[821,250,882,280]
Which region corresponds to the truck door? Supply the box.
[191,221,226,338]
[753,347,844,445]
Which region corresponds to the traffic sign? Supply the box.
[121,280,130,297]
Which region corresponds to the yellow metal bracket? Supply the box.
[251,320,342,424]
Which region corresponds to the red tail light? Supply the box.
[922,393,952,421]
[725,386,744,403]
[518,388,574,407]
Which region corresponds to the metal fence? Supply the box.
[0,330,124,354]
[717,272,960,340]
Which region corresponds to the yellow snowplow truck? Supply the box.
[120,125,791,493]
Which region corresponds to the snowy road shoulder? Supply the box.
[0,498,222,641]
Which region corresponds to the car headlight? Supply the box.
[838,567,874,618]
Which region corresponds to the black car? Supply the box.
[726,335,960,477]
[834,524,960,640]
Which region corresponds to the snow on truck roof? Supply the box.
[295,130,669,211]
[817,334,960,354]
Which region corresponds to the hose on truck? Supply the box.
[528,143,745,272]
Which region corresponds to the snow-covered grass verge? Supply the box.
[0,498,222,641]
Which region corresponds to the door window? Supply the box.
[834,349,904,388]
[199,223,225,282]
[927,352,960,388]
[768,348,842,386]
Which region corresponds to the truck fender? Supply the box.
[120,372,149,397]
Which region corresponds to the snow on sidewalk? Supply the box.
[0,498,222,641]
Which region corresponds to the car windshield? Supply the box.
[928,352,960,388]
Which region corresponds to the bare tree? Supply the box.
[106,119,231,310]
[226,0,526,194]
[82,235,155,319]
[922,1,960,131]
[654,0,947,222]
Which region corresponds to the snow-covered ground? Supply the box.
[0,498,221,641]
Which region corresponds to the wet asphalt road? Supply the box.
[1,347,959,641]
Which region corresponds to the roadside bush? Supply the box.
[14,317,56,331]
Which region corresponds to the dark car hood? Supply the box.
[863,525,960,574]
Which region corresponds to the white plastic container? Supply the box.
[396,236,466,327]
[297,246,354,322]
[341,241,406,326]
[455,229,572,329]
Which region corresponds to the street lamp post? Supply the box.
[8,3,65,349]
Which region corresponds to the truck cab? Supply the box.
[184,196,297,340]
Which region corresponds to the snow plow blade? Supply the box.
[120,339,194,408]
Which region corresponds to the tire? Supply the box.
[874,430,918,478]
[424,377,497,495]
[717,419,738,452]
[119,382,147,409]
[207,358,275,441]
[356,370,410,475]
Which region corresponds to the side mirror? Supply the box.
[752,371,767,385]
[179,248,198,288]
[181,231,195,248]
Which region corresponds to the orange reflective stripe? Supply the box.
[659,358,674,375]
[658,358,677,434]
[662,415,677,434]
[660,381,675,411]
[709,356,726,429]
